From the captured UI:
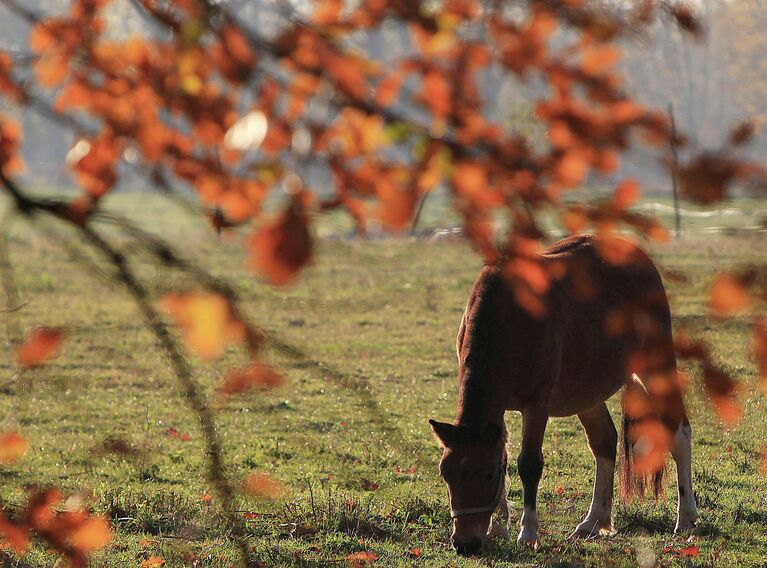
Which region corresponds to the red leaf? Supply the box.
[679,545,700,557]
[16,327,65,367]
[613,179,640,210]
[217,364,284,396]
[754,318,767,394]
[709,273,750,316]
[249,199,313,286]
[347,551,379,565]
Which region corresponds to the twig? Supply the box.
[0,171,255,568]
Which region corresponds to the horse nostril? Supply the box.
[453,537,483,556]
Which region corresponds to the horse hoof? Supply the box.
[488,523,511,540]
[568,529,598,540]
[569,521,614,540]
[674,521,697,534]
[516,531,540,550]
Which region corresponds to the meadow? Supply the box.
[0,192,766,567]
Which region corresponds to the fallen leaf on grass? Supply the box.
[140,557,165,568]
[347,550,379,565]
[679,545,700,557]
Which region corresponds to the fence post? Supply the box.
[668,103,682,239]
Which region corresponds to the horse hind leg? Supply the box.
[671,418,698,533]
[570,402,617,539]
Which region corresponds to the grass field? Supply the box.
[0,193,766,567]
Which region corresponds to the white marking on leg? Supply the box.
[517,507,539,546]
[488,484,510,540]
[572,455,615,538]
[671,423,697,533]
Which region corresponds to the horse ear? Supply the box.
[429,419,455,447]
[481,422,502,445]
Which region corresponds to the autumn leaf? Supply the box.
[754,318,767,395]
[140,557,165,568]
[16,327,65,367]
[0,513,28,553]
[612,179,640,210]
[581,44,622,75]
[0,432,29,464]
[709,273,750,316]
[69,517,112,552]
[347,550,379,565]
[630,419,671,475]
[160,292,247,360]
[243,473,287,499]
[408,547,422,557]
[702,364,741,425]
[679,545,700,557]
[249,199,314,286]
[217,363,284,396]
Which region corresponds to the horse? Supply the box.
[429,234,697,556]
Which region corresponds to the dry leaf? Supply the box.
[16,328,64,368]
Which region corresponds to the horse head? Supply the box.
[429,419,506,556]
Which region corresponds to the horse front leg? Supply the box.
[488,475,511,540]
[517,405,548,547]
[571,402,617,538]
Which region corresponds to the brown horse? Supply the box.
[430,234,697,555]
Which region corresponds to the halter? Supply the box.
[450,459,507,519]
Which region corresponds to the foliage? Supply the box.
[0,0,766,565]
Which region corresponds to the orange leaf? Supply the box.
[376,180,416,231]
[217,364,284,396]
[347,551,379,565]
[710,273,750,316]
[613,179,640,210]
[679,545,700,557]
[581,44,622,75]
[140,557,165,568]
[249,200,313,286]
[421,71,451,119]
[313,0,342,25]
[243,473,287,499]
[453,162,486,198]
[754,318,767,394]
[29,23,56,53]
[69,517,112,553]
[34,52,69,87]
[630,419,671,475]
[702,365,741,425]
[0,513,28,553]
[16,327,65,367]
[160,293,247,360]
[375,72,404,107]
[596,234,640,266]
[0,432,28,464]
[409,547,422,557]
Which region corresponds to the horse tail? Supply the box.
[619,374,666,501]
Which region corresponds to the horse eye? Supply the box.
[484,470,495,482]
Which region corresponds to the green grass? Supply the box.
[0,192,766,566]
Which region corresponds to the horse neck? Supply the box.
[455,365,505,429]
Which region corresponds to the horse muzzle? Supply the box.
[452,536,484,556]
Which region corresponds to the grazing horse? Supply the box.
[430,234,697,556]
